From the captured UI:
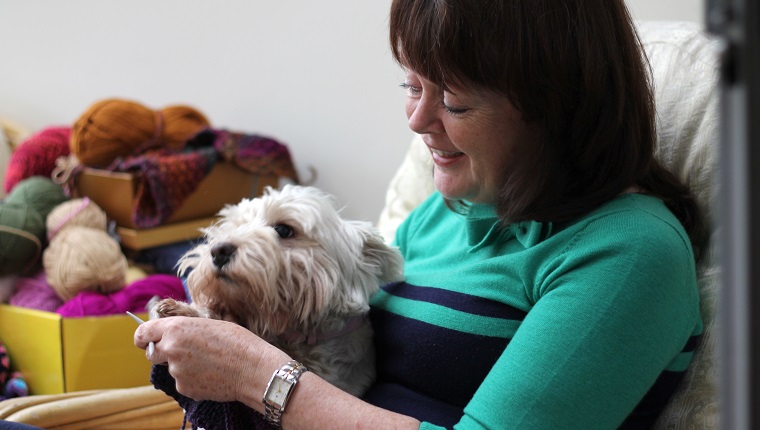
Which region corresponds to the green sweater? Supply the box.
[365,192,702,429]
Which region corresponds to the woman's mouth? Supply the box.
[429,147,465,166]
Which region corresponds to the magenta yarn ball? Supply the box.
[3,126,71,194]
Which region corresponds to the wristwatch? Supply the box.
[262,360,308,428]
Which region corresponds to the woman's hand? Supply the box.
[134,316,290,407]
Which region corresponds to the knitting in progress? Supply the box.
[151,365,274,430]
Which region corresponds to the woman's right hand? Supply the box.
[134,315,290,408]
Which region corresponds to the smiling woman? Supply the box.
[400,73,538,204]
[378,15,721,430]
[132,1,708,428]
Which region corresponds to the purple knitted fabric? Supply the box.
[107,148,215,229]
[209,129,300,183]
[93,128,299,229]
[150,365,275,430]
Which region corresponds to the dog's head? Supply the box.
[178,184,404,338]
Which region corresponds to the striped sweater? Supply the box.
[364,192,702,429]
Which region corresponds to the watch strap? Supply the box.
[263,360,308,428]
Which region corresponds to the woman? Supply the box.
[135,0,705,428]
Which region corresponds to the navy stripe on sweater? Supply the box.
[380,281,528,320]
[369,306,511,409]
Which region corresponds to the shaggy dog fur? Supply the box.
[151,185,404,396]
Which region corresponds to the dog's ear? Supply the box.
[353,222,405,284]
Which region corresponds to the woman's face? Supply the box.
[403,69,538,205]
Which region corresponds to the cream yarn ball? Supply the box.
[43,226,128,302]
[46,197,107,240]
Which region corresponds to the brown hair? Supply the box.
[390,0,706,260]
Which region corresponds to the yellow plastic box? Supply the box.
[0,305,152,395]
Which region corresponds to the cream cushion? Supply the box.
[376,21,720,429]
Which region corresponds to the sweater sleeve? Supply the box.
[426,212,700,429]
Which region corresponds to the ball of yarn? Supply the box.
[46,197,107,240]
[43,226,128,301]
[9,270,64,312]
[0,340,9,386]
[5,176,68,223]
[70,98,210,167]
[160,105,211,149]
[3,126,71,194]
[0,204,45,276]
[4,372,28,399]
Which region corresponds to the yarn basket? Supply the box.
[70,98,210,167]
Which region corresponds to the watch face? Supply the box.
[265,377,295,407]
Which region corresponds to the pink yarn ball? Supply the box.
[9,270,64,312]
[3,126,71,194]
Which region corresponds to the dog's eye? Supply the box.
[273,224,295,239]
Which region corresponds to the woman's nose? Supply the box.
[406,94,444,135]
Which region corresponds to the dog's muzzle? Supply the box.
[211,243,237,269]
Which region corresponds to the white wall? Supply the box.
[0,0,702,224]
[627,0,704,24]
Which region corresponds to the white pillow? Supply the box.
[376,20,721,429]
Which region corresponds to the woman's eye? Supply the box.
[400,82,422,96]
[273,224,295,239]
[443,104,470,115]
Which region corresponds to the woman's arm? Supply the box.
[134,316,420,430]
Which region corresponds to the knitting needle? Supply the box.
[126,311,156,357]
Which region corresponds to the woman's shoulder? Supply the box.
[563,193,694,257]
[587,193,685,229]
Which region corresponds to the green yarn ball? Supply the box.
[0,204,46,276]
[5,176,68,222]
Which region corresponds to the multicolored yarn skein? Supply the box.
[70,98,211,167]
[43,198,128,302]
[0,177,68,276]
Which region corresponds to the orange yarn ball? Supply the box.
[43,226,128,301]
[70,98,210,167]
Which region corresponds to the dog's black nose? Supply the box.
[211,243,236,269]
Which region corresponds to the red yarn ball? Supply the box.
[3,126,71,194]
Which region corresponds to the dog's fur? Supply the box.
[150,185,404,396]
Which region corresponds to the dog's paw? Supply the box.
[150,298,203,319]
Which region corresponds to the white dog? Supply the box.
[151,184,404,397]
